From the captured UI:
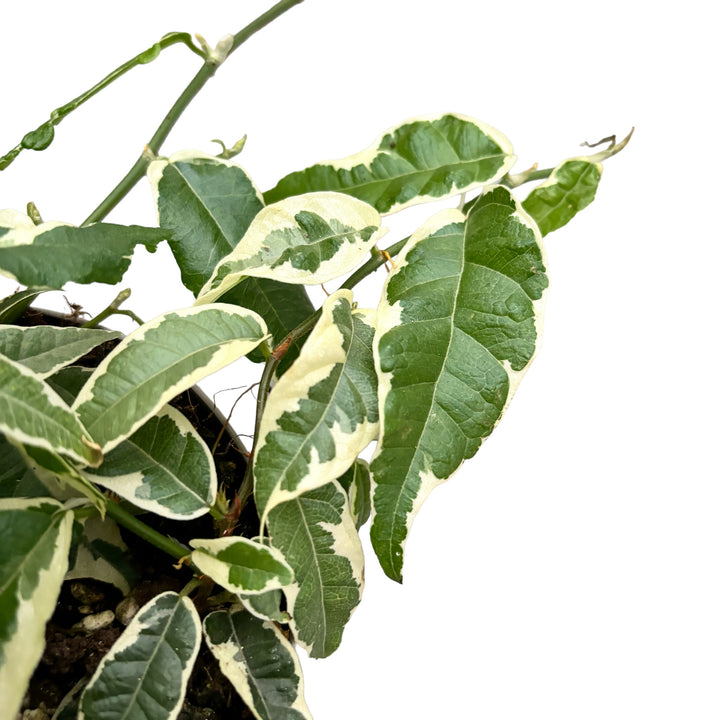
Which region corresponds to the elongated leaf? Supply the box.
[264,113,516,215]
[337,459,372,530]
[253,290,378,522]
[268,480,364,658]
[0,287,48,323]
[190,536,294,595]
[0,498,73,719]
[196,192,385,304]
[0,325,121,377]
[0,433,48,498]
[148,150,265,295]
[0,354,101,467]
[83,405,217,520]
[72,304,267,453]
[523,158,603,235]
[79,591,201,720]
[0,209,166,288]
[203,606,312,720]
[370,186,548,581]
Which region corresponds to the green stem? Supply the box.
[82,0,305,225]
[81,288,144,328]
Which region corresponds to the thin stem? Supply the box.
[81,288,144,328]
[83,0,305,225]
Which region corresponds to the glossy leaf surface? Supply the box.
[337,459,372,530]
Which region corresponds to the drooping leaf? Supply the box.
[253,290,378,522]
[72,304,268,453]
[196,192,385,304]
[264,113,516,215]
[190,536,294,595]
[370,186,548,581]
[0,324,121,377]
[0,209,167,288]
[0,498,73,719]
[79,591,201,720]
[268,480,364,658]
[148,150,265,295]
[83,405,217,520]
[336,459,372,530]
[522,158,603,235]
[203,606,312,720]
[0,354,101,467]
[0,287,48,323]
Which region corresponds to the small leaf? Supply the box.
[0,433,49,498]
[523,158,603,235]
[370,186,548,581]
[0,498,73,719]
[196,192,386,304]
[239,589,290,624]
[0,209,167,288]
[203,606,313,720]
[264,113,516,215]
[268,480,364,658]
[0,354,101,467]
[83,405,217,520]
[0,288,48,323]
[72,304,267,452]
[190,536,294,595]
[79,591,201,720]
[336,459,372,529]
[253,290,378,522]
[0,325,121,377]
[22,121,55,150]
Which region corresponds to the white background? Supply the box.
[1,1,718,718]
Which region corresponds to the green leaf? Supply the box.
[522,158,603,235]
[79,591,201,720]
[0,288,48,323]
[190,536,294,595]
[264,113,516,215]
[337,459,372,530]
[72,304,268,452]
[253,290,378,522]
[148,150,265,295]
[268,480,364,658]
[83,405,217,520]
[0,325,121,377]
[0,433,49,498]
[370,186,548,581]
[0,498,73,719]
[0,209,167,288]
[0,354,102,467]
[239,589,290,624]
[196,192,385,304]
[203,606,312,720]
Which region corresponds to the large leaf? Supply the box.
[189,536,294,595]
[0,498,73,719]
[253,290,378,522]
[0,324,121,377]
[203,606,312,720]
[370,186,548,581]
[268,480,364,658]
[0,354,101,467]
[0,209,166,288]
[83,405,217,520]
[264,113,516,215]
[148,150,265,295]
[196,192,385,304]
[522,158,602,235]
[79,591,201,720]
[72,304,267,453]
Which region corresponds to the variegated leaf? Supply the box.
[0,288,48,323]
[523,158,603,235]
[0,324,121,377]
[0,433,48,498]
[0,353,101,467]
[79,591,201,720]
[195,193,385,304]
[0,209,166,288]
[268,480,364,658]
[0,498,73,719]
[253,290,378,522]
[264,113,516,215]
[83,405,217,520]
[370,186,548,581]
[337,459,372,530]
[203,606,312,720]
[72,304,268,453]
[239,588,290,624]
[190,536,294,595]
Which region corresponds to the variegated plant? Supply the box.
[0,4,630,719]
